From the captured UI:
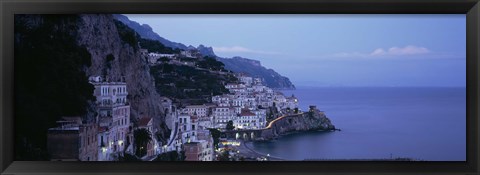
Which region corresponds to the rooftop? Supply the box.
[240,109,256,116]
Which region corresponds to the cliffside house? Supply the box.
[90,76,132,160]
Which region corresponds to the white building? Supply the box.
[147,53,176,64]
[253,77,263,85]
[252,109,267,128]
[212,106,235,128]
[180,50,193,58]
[239,75,253,86]
[212,95,230,105]
[285,95,299,110]
[234,108,263,129]
[90,76,132,160]
[183,105,208,118]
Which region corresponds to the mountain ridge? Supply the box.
[114,14,295,89]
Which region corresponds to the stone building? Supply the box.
[47,116,98,161]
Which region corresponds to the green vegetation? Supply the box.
[114,19,139,50]
[153,151,186,161]
[178,57,197,62]
[134,128,152,157]
[208,128,221,149]
[226,120,235,131]
[197,56,226,71]
[138,38,181,54]
[149,61,237,102]
[14,15,95,160]
[105,54,115,73]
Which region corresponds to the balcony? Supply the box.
[97,102,130,108]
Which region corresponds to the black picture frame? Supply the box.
[1,0,479,174]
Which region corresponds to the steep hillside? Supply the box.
[15,15,96,160]
[149,57,238,105]
[218,57,296,89]
[115,14,295,89]
[14,14,170,160]
[75,15,165,123]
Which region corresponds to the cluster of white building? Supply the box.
[46,73,299,162]
[48,76,162,161]
[211,74,299,129]
[159,74,300,161]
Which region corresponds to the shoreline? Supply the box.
[236,140,285,161]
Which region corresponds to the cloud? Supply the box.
[370,45,430,56]
[326,45,432,59]
[213,46,280,55]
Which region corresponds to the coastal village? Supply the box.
[46,49,302,161]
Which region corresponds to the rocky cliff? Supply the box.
[261,109,336,140]
[16,14,168,132]
[75,15,166,124]
[217,56,296,89]
[112,14,188,50]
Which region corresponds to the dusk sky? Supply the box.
[125,14,466,87]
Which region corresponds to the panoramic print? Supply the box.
[14,14,466,161]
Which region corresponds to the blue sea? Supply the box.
[247,87,466,161]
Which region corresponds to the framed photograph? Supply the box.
[1,0,479,175]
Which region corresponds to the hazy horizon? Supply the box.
[125,14,466,88]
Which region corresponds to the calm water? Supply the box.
[247,87,466,161]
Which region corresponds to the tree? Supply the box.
[159,57,170,63]
[208,128,221,149]
[226,120,235,131]
[154,151,185,161]
[134,128,152,157]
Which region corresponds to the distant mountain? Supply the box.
[196,44,216,57]
[217,57,295,89]
[114,14,295,89]
[112,14,188,50]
